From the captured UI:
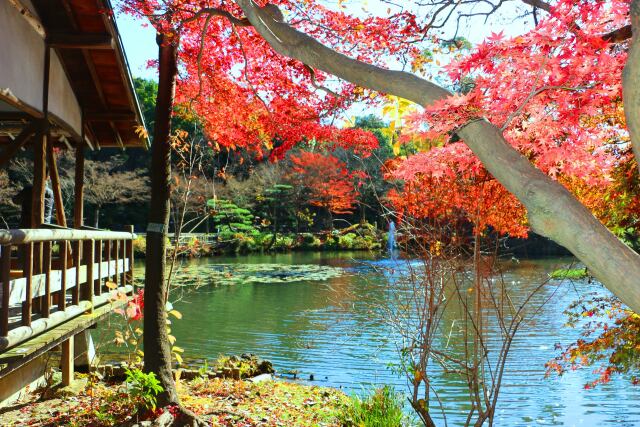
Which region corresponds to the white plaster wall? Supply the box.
[0,0,82,134]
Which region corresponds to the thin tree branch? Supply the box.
[180,7,251,27]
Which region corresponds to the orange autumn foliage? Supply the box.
[286,152,361,215]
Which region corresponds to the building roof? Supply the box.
[0,0,149,151]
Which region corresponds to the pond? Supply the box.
[100,251,640,426]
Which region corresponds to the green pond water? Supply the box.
[99,251,640,426]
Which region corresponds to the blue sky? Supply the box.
[116,13,157,80]
[114,3,532,82]
[114,3,532,121]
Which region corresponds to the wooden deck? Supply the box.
[0,228,136,390]
[0,288,130,376]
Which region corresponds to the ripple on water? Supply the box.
[100,253,640,426]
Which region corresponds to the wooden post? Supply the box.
[126,226,134,293]
[95,240,102,296]
[46,144,67,227]
[22,243,33,326]
[105,240,111,284]
[72,241,81,305]
[61,337,74,386]
[73,141,85,228]
[120,239,126,287]
[59,240,67,311]
[1,245,11,337]
[83,240,94,313]
[32,46,51,228]
[32,242,42,314]
[114,240,120,288]
[32,128,47,228]
[42,241,51,317]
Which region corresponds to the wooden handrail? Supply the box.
[0,225,136,359]
[0,228,135,244]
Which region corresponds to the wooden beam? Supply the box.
[32,129,47,228]
[111,123,125,150]
[0,121,39,169]
[47,33,114,50]
[74,142,85,228]
[32,46,51,228]
[84,111,136,122]
[46,143,67,227]
[7,0,45,38]
[0,112,33,122]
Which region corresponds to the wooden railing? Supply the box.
[0,226,135,350]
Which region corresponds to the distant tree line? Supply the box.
[0,78,406,234]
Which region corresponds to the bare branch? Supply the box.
[231,25,271,112]
[303,64,342,99]
[520,0,551,12]
[603,24,632,43]
[501,84,592,131]
[180,7,251,28]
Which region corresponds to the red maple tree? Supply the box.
[286,151,360,221]
[387,0,635,239]
[119,0,640,418]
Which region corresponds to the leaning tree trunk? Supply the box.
[144,32,180,406]
[235,0,640,314]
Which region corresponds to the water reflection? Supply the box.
[100,252,640,426]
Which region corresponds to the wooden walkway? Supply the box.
[0,228,136,389]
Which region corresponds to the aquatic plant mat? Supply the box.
[0,375,349,426]
[173,263,346,286]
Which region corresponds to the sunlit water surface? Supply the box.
[99,252,640,426]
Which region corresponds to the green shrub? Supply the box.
[338,233,357,249]
[124,368,163,411]
[339,386,405,427]
[353,234,381,250]
[273,235,295,250]
[324,235,339,249]
[132,235,171,258]
[300,233,322,249]
[236,234,259,253]
[254,232,273,248]
[132,236,146,257]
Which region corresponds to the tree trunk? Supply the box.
[144,32,180,407]
[235,1,640,313]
